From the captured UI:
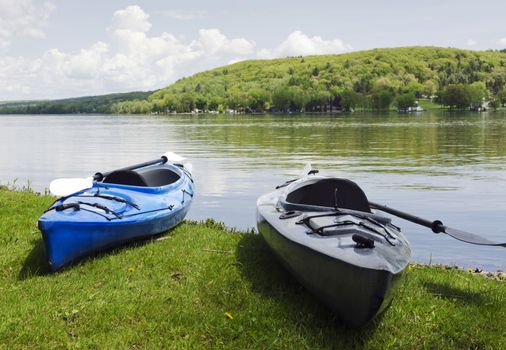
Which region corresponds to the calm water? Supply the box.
[1,112,506,270]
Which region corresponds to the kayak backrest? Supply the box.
[138,168,181,187]
[285,178,371,212]
[103,168,181,187]
[103,170,148,187]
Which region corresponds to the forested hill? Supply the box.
[121,46,504,113]
[3,47,506,114]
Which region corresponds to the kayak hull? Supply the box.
[257,215,405,328]
[256,176,410,328]
[38,162,194,271]
[39,206,190,270]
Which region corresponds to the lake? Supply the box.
[1,112,505,271]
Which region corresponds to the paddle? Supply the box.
[369,201,506,247]
[49,152,189,197]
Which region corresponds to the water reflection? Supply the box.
[0,112,505,270]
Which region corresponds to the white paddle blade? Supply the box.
[163,152,186,163]
[49,177,93,197]
[299,162,312,178]
[163,152,192,174]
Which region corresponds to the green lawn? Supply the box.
[0,189,505,349]
[417,98,444,110]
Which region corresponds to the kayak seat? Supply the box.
[286,178,371,212]
[138,168,181,187]
[103,170,148,187]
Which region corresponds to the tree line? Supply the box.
[0,91,151,114]
[112,47,506,114]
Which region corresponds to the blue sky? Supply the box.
[1,0,506,100]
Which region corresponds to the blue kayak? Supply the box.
[38,159,194,271]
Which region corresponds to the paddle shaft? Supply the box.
[369,201,444,233]
[93,156,168,181]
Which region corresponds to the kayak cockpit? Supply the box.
[103,168,181,187]
[284,178,371,212]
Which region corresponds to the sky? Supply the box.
[1,0,506,100]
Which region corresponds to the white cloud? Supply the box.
[0,6,260,99]
[109,5,151,32]
[258,30,352,58]
[467,39,477,46]
[0,0,55,48]
[0,6,352,100]
[498,37,506,46]
[192,29,256,56]
[61,42,109,79]
[156,10,207,21]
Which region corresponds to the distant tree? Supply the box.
[354,75,372,94]
[489,97,501,110]
[152,98,166,112]
[403,81,423,98]
[163,94,178,112]
[247,87,271,111]
[466,81,488,106]
[370,84,395,110]
[441,84,469,109]
[226,89,249,110]
[373,90,394,109]
[114,100,151,114]
[289,86,307,111]
[441,82,488,110]
[498,87,506,105]
[305,88,331,111]
[195,95,207,110]
[207,96,224,111]
[338,89,360,111]
[395,92,416,110]
[177,93,196,112]
[135,100,151,114]
[272,85,306,112]
[272,86,291,111]
[487,73,505,94]
[422,80,437,97]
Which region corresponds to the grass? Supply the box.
[0,189,505,349]
[417,98,443,110]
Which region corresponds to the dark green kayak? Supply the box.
[256,174,411,328]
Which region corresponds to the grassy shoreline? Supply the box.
[1,189,505,349]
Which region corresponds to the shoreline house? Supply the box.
[398,100,424,113]
[470,98,490,112]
